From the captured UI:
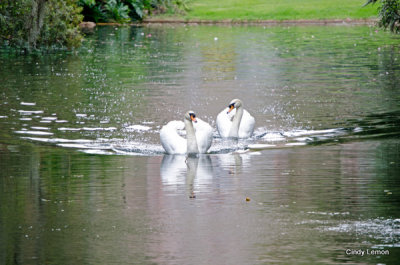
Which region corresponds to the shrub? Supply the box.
[104,0,130,22]
[126,0,152,20]
[0,0,31,48]
[365,0,400,33]
[40,0,84,49]
[78,0,106,22]
[78,0,190,22]
[0,0,83,51]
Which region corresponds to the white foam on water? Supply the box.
[57,143,92,149]
[18,110,44,115]
[42,117,57,121]
[80,149,115,155]
[125,125,152,131]
[15,130,53,136]
[261,132,286,141]
[252,127,350,148]
[282,129,339,137]
[354,127,363,133]
[20,102,36,106]
[31,126,50,130]
[22,137,93,144]
[208,138,248,154]
[285,142,307,146]
[294,137,313,142]
[322,218,400,243]
[58,127,117,132]
[58,127,81,131]
[248,144,276,150]
[142,121,154,124]
[373,243,400,248]
[112,141,165,156]
[307,211,350,216]
[82,127,117,131]
[16,122,356,156]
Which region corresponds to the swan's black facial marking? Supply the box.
[227,103,235,114]
[189,112,197,123]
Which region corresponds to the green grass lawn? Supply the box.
[157,0,378,21]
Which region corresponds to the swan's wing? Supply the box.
[160,120,187,154]
[238,109,255,138]
[216,108,234,138]
[194,119,213,153]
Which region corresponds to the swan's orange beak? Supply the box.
[227,104,235,114]
[190,114,197,123]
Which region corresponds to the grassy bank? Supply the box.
[150,0,378,22]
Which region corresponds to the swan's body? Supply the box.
[217,99,255,138]
[160,111,213,154]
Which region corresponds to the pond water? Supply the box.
[1,24,400,264]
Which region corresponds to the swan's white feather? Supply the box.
[160,118,213,154]
[238,110,255,138]
[216,108,255,138]
[216,107,233,138]
[193,118,213,153]
[160,120,187,154]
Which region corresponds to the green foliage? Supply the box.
[365,0,400,33]
[174,0,190,12]
[105,0,130,22]
[78,0,190,22]
[126,0,152,19]
[150,0,190,14]
[41,0,84,49]
[0,0,83,51]
[0,0,31,48]
[78,0,106,22]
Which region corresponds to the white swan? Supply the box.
[160,111,213,154]
[216,99,255,138]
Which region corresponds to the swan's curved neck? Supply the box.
[229,106,243,138]
[184,119,199,154]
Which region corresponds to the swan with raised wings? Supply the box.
[216,99,255,138]
[160,111,213,154]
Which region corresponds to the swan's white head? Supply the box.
[185,110,197,123]
[227,99,242,113]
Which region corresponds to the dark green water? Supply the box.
[0,24,399,264]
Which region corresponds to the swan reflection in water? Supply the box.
[160,155,214,198]
[160,151,257,198]
[216,152,254,175]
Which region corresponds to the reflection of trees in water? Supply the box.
[200,42,237,81]
[375,45,400,110]
[0,147,130,264]
[253,27,400,130]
